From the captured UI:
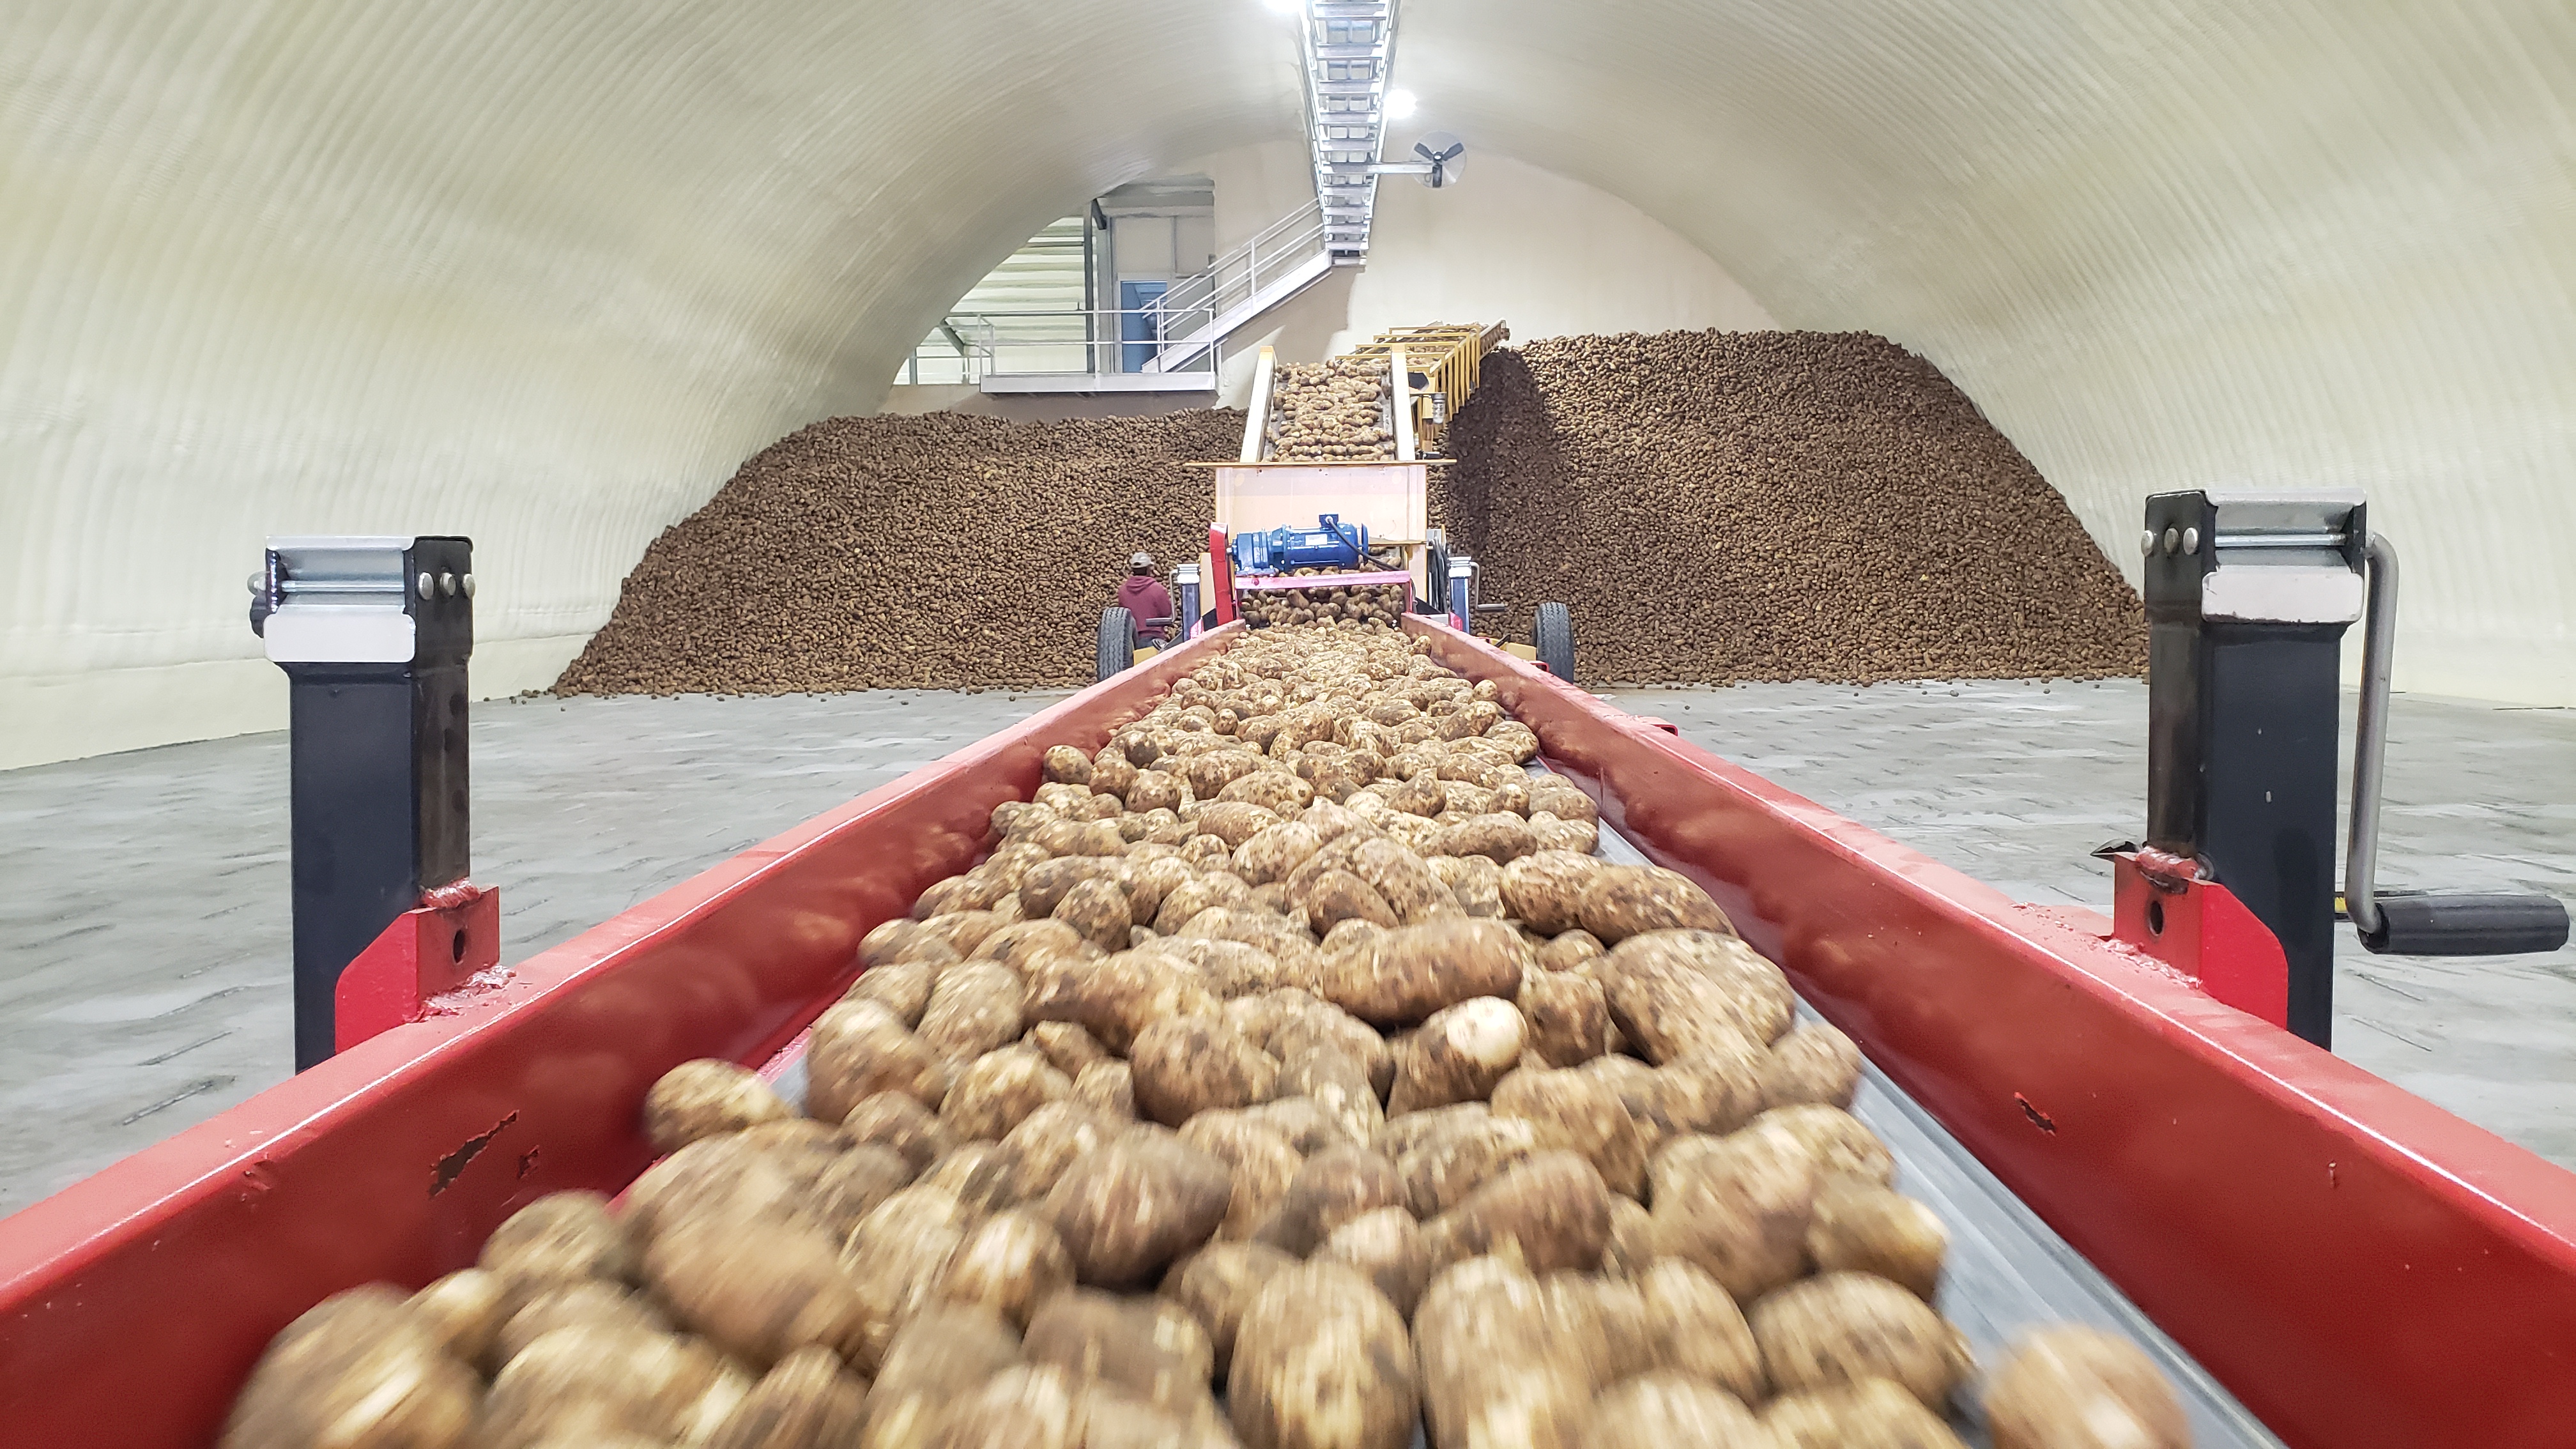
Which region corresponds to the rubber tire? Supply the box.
[1097,607,1137,681]
[1535,602,1575,681]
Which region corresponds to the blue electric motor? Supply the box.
[1230,514,1371,575]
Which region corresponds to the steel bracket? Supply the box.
[2110,851,2290,1030]
[332,884,502,1054]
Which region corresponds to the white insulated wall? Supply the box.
[3,0,2572,770]
[1397,0,2576,706]
[1192,143,1777,405]
[0,0,1300,769]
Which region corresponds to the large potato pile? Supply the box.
[1235,578,1407,632]
[1437,331,2148,686]
[231,627,2191,1449]
[554,410,1240,696]
[1264,358,1395,463]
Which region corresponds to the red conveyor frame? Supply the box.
[3,620,2574,1448]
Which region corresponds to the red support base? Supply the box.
[333,885,502,1054]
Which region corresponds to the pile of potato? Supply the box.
[1236,579,1408,632]
[1265,358,1396,463]
[224,627,2191,1449]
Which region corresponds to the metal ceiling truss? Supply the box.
[1297,0,1397,261]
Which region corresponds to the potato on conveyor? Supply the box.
[1229,1261,1419,1449]
[494,1280,671,1365]
[917,962,1029,1062]
[1602,1195,1657,1279]
[1075,1058,1138,1117]
[1535,926,1606,972]
[1254,1144,1407,1255]
[644,1211,870,1369]
[1578,864,1734,942]
[1129,1012,1281,1126]
[939,1042,1070,1141]
[1178,1110,1307,1239]
[1637,1257,1767,1402]
[841,1090,954,1174]
[1414,1255,1594,1449]
[1394,1105,1542,1218]
[1986,1326,2191,1449]
[860,1304,1025,1449]
[1423,1149,1614,1274]
[1807,1177,1949,1298]
[1312,1206,1432,1317]
[708,1344,871,1449]
[1760,1018,1865,1110]
[1278,1045,1386,1151]
[220,1285,480,1449]
[1269,1002,1397,1098]
[1578,1372,1768,1449]
[1041,1129,1235,1287]
[481,1190,637,1288]
[1491,1062,1646,1197]
[936,1208,1075,1328]
[478,1320,739,1448]
[1163,1239,1300,1377]
[807,1000,951,1123]
[845,958,936,1027]
[1024,1289,1216,1413]
[406,1266,513,1370]
[1762,1379,1968,1448]
[643,1058,794,1153]
[839,1186,976,1370]
[1754,1103,1898,1187]
[1750,1271,1972,1408]
[926,1365,1087,1449]
[1317,916,1527,1026]
[1388,996,1529,1114]
[1499,850,1606,935]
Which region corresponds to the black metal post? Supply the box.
[2143,491,2365,1048]
[254,537,474,1069]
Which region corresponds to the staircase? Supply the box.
[1139,198,1338,374]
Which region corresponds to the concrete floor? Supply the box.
[1609,679,2576,1169]
[1,679,2569,1216]
[0,690,1070,1216]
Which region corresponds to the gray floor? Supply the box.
[1,679,2569,1216]
[0,691,1071,1216]
[1607,680,2576,1169]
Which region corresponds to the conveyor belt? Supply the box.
[1588,795,2283,1446]
[763,781,2286,1445]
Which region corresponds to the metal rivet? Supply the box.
[2140,530,2159,557]
[439,572,458,597]
[417,571,434,597]
[246,572,264,595]
[2162,527,2180,555]
[461,572,477,598]
[2182,526,2200,555]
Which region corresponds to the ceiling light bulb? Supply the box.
[1385,88,1418,119]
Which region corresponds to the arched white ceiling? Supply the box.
[3,0,2570,766]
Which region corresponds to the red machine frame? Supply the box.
[4,621,2575,1448]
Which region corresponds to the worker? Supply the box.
[1118,551,1174,643]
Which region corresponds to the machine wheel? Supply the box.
[1423,530,1452,615]
[1096,607,1137,681]
[1535,602,1575,680]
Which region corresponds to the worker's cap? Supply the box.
[1130,551,1154,569]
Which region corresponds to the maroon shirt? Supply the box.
[1118,575,1174,641]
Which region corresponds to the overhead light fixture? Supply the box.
[1385,88,1418,120]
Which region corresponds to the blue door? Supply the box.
[1120,280,1168,372]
